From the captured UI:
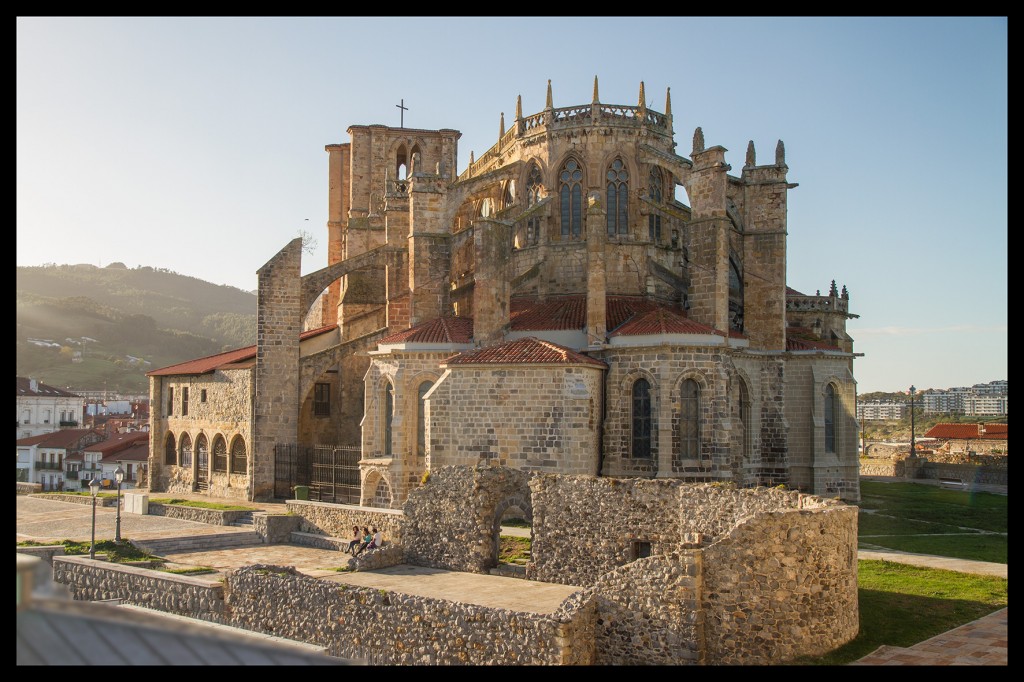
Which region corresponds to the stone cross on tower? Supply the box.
[396,99,408,128]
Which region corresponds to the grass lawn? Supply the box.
[857,480,1007,563]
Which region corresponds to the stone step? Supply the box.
[132,531,264,556]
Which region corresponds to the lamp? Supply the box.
[909,385,916,458]
[114,465,124,543]
[89,476,101,560]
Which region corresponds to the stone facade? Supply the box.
[147,78,861,512]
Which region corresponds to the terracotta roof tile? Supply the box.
[379,317,473,345]
[510,296,587,331]
[610,307,719,337]
[100,442,149,463]
[924,423,1007,440]
[15,429,103,448]
[83,431,150,455]
[147,325,335,376]
[442,337,606,368]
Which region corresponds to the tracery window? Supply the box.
[213,435,228,472]
[648,166,663,242]
[631,378,652,459]
[559,159,583,239]
[230,437,247,474]
[729,256,744,333]
[384,382,394,458]
[825,383,837,453]
[526,163,543,245]
[679,378,700,459]
[606,158,629,236]
[179,433,192,468]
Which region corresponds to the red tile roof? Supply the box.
[442,337,606,368]
[610,307,719,337]
[101,442,149,463]
[786,286,807,296]
[924,424,1007,440]
[379,316,474,345]
[17,377,80,397]
[83,431,150,455]
[148,325,335,376]
[15,429,103,448]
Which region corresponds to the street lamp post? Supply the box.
[909,385,916,458]
[89,476,101,560]
[114,465,124,543]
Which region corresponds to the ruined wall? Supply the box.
[401,465,532,573]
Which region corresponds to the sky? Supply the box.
[16,17,1007,395]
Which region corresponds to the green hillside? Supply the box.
[17,263,257,394]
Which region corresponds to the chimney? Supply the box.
[29,379,38,392]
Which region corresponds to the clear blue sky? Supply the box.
[17,17,1007,395]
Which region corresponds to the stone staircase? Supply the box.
[132,528,264,556]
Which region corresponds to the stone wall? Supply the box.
[401,465,532,573]
[225,564,595,665]
[18,482,43,495]
[28,492,118,507]
[286,499,405,544]
[53,555,228,620]
[427,365,603,475]
[147,502,252,526]
[701,505,859,663]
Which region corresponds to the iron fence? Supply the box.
[274,443,361,504]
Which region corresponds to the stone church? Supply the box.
[147,78,860,506]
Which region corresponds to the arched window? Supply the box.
[631,378,652,459]
[213,435,227,472]
[559,158,583,239]
[738,380,752,458]
[179,433,192,468]
[164,433,177,466]
[230,437,247,474]
[825,383,837,453]
[501,180,515,210]
[195,434,209,474]
[606,158,629,236]
[729,255,744,333]
[648,166,663,242]
[384,382,394,457]
[526,163,543,245]
[417,380,432,457]
[679,378,700,459]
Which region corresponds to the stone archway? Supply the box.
[489,493,533,570]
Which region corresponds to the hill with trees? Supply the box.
[17,263,257,394]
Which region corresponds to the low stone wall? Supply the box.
[286,500,405,544]
[147,502,251,526]
[257,513,302,543]
[52,555,227,621]
[224,564,596,665]
[16,545,65,564]
[859,460,900,477]
[920,461,1008,486]
[17,482,43,495]
[28,493,118,507]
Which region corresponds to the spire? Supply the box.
[692,127,705,155]
[776,139,786,166]
[592,75,599,104]
[500,112,505,139]
[469,150,474,167]
[638,80,646,108]
[665,87,672,118]
[746,140,756,167]
[546,79,553,109]
[841,284,849,300]
[829,280,838,297]
[515,94,522,120]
